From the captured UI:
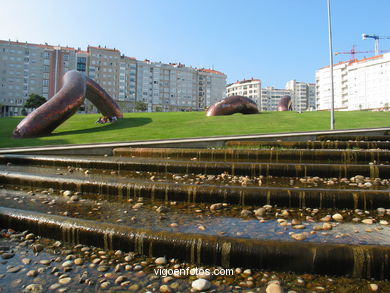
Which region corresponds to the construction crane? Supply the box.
[334,45,389,61]
[334,45,372,60]
[362,33,390,55]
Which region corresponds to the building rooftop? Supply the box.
[87,45,119,52]
[198,68,226,76]
[227,78,261,87]
[0,39,76,51]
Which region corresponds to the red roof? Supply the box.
[198,68,225,76]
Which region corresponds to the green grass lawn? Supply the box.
[1,111,390,148]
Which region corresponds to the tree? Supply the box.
[24,93,46,109]
[135,101,147,112]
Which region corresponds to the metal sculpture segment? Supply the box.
[277,95,292,111]
[206,95,259,116]
[13,70,123,138]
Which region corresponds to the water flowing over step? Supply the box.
[1,134,390,282]
[0,206,389,279]
[0,170,389,209]
[113,147,390,164]
[225,140,390,150]
[1,188,388,246]
[317,135,390,142]
[0,154,389,178]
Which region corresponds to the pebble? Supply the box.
[100,281,110,289]
[192,278,211,291]
[114,276,126,284]
[63,190,72,197]
[240,209,252,216]
[70,195,79,202]
[22,258,32,264]
[155,256,167,265]
[39,259,51,265]
[160,285,172,293]
[62,260,73,268]
[24,284,43,292]
[25,233,35,240]
[254,207,266,217]
[377,207,386,216]
[132,203,143,209]
[362,219,374,225]
[97,265,109,272]
[369,283,379,291]
[59,277,72,285]
[320,215,331,222]
[380,220,389,225]
[266,281,283,293]
[322,223,333,230]
[156,206,169,213]
[291,233,306,241]
[292,225,305,229]
[49,283,61,290]
[210,203,223,211]
[1,252,14,259]
[332,213,343,221]
[27,270,38,277]
[32,244,44,253]
[7,265,22,273]
[74,258,84,265]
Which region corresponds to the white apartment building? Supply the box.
[226,79,261,105]
[316,53,390,111]
[285,80,316,112]
[0,39,226,116]
[260,87,292,111]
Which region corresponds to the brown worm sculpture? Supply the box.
[13,70,123,138]
[206,95,259,116]
[277,95,292,111]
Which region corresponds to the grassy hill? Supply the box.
[1,111,390,148]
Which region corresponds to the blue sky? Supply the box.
[1,0,390,87]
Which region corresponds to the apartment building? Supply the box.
[285,80,316,112]
[226,79,261,105]
[316,53,390,111]
[0,40,77,116]
[0,39,226,116]
[260,87,292,111]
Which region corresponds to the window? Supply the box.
[63,54,69,61]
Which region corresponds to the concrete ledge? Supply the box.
[1,127,390,155]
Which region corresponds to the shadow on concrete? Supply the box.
[52,117,152,136]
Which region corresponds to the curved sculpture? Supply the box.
[206,95,259,116]
[277,95,292,111]
[13,70,123,138]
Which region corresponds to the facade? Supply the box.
[0,39,226,116]
[260,87,292,111]
[0,40,77,116]
[285,80,316,112]
[226,79,261,105]
[316,53,390,111]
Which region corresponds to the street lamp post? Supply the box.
[327,0,335,130]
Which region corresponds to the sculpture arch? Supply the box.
[277,95,292,111]
[206,96,259,116]
[13,70,123,138]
